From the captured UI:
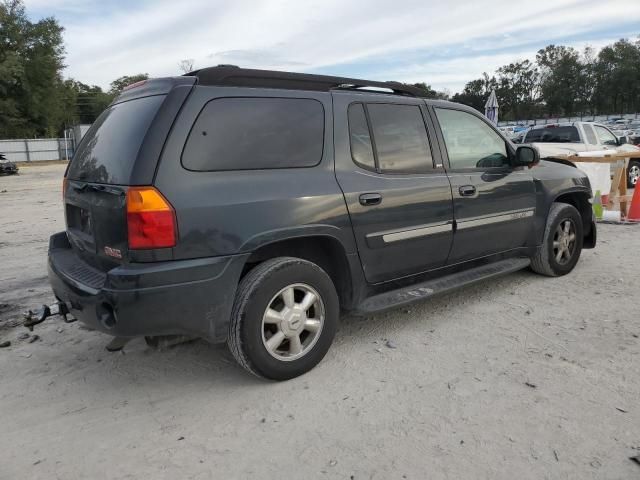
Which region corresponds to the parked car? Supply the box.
[498,126,516,138]
[623,122,640,147]
[523,122,640,187]
[47,67,596,380]
[511,131,526,144]
[611,129,631,145]
[0,153,18,175]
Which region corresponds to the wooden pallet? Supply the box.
[550,151,640,218]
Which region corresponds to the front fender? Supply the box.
[532,161,593,246]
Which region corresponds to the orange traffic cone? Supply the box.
[627,185,640,222]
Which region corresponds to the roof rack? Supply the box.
[185,65,423,97]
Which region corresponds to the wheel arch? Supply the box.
[241,235,360,311]
[552,189,594,247]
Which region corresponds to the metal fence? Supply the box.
[0,138,73,162]
[498,112,640,127]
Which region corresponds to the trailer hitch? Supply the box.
[23,301,76,331]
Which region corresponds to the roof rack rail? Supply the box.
[185,66,423,97]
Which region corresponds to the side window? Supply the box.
[435,108,509,169]
[182,97,324,171]
[583,124,598,145]
[594,125,618,146]
[367,104,433,173]
[347,104,375,170]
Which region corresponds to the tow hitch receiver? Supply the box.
[23,302,76,331]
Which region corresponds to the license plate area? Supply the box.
[66,204,92,235]
[66,203,96,255]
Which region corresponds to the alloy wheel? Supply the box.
[629,164,640,186]
[552,219,577,265]
[261,283,325,361]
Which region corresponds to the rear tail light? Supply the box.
[126,187,177,249]
[62,178,68,199]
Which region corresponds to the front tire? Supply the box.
[228,257,339,380]
[531,202,584,277]
[628,160,640,189]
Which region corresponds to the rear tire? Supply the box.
[228,257,339,380]
[531,202,583,277]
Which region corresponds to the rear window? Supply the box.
[347,102,434,173]
[67,95,164,184]
[524,126,580,143]
[367,104,433,173]
[182,97,324,171]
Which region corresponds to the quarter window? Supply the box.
[435,108,509,169]
[347,104,375,170]
[182,97,324,171]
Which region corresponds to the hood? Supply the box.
[531,159,592,194]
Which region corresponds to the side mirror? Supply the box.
[618,136,627,146]
[514,145,539,168]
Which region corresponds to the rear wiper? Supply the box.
[72,183,124,196]
[72,183,90,193]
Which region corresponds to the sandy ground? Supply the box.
[0,164,639,480]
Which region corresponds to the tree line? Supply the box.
[416,38,640,121]
[0,0,170,138]
[1,0,639,139]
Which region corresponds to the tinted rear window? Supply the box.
[347,103,375,170]
[67,95,164,184]
[524,126,580,143]
[367,103,433,173]
[182,97,324,171]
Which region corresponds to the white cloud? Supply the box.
[24,0,94,15]
[27,0,640,91]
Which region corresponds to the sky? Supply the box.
[24,0,640,93]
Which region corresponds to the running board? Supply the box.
[356,258,531,314]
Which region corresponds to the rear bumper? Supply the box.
[47,232,248,342]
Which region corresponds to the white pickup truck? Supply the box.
[523,122,640,188]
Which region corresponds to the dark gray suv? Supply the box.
[48,66,596,379]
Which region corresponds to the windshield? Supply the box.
[67,95,165,184]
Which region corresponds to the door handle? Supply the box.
[359,193,382,206]
[458,185,477,197]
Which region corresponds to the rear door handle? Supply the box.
[458,185,477,197]
[359,193,382,206]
